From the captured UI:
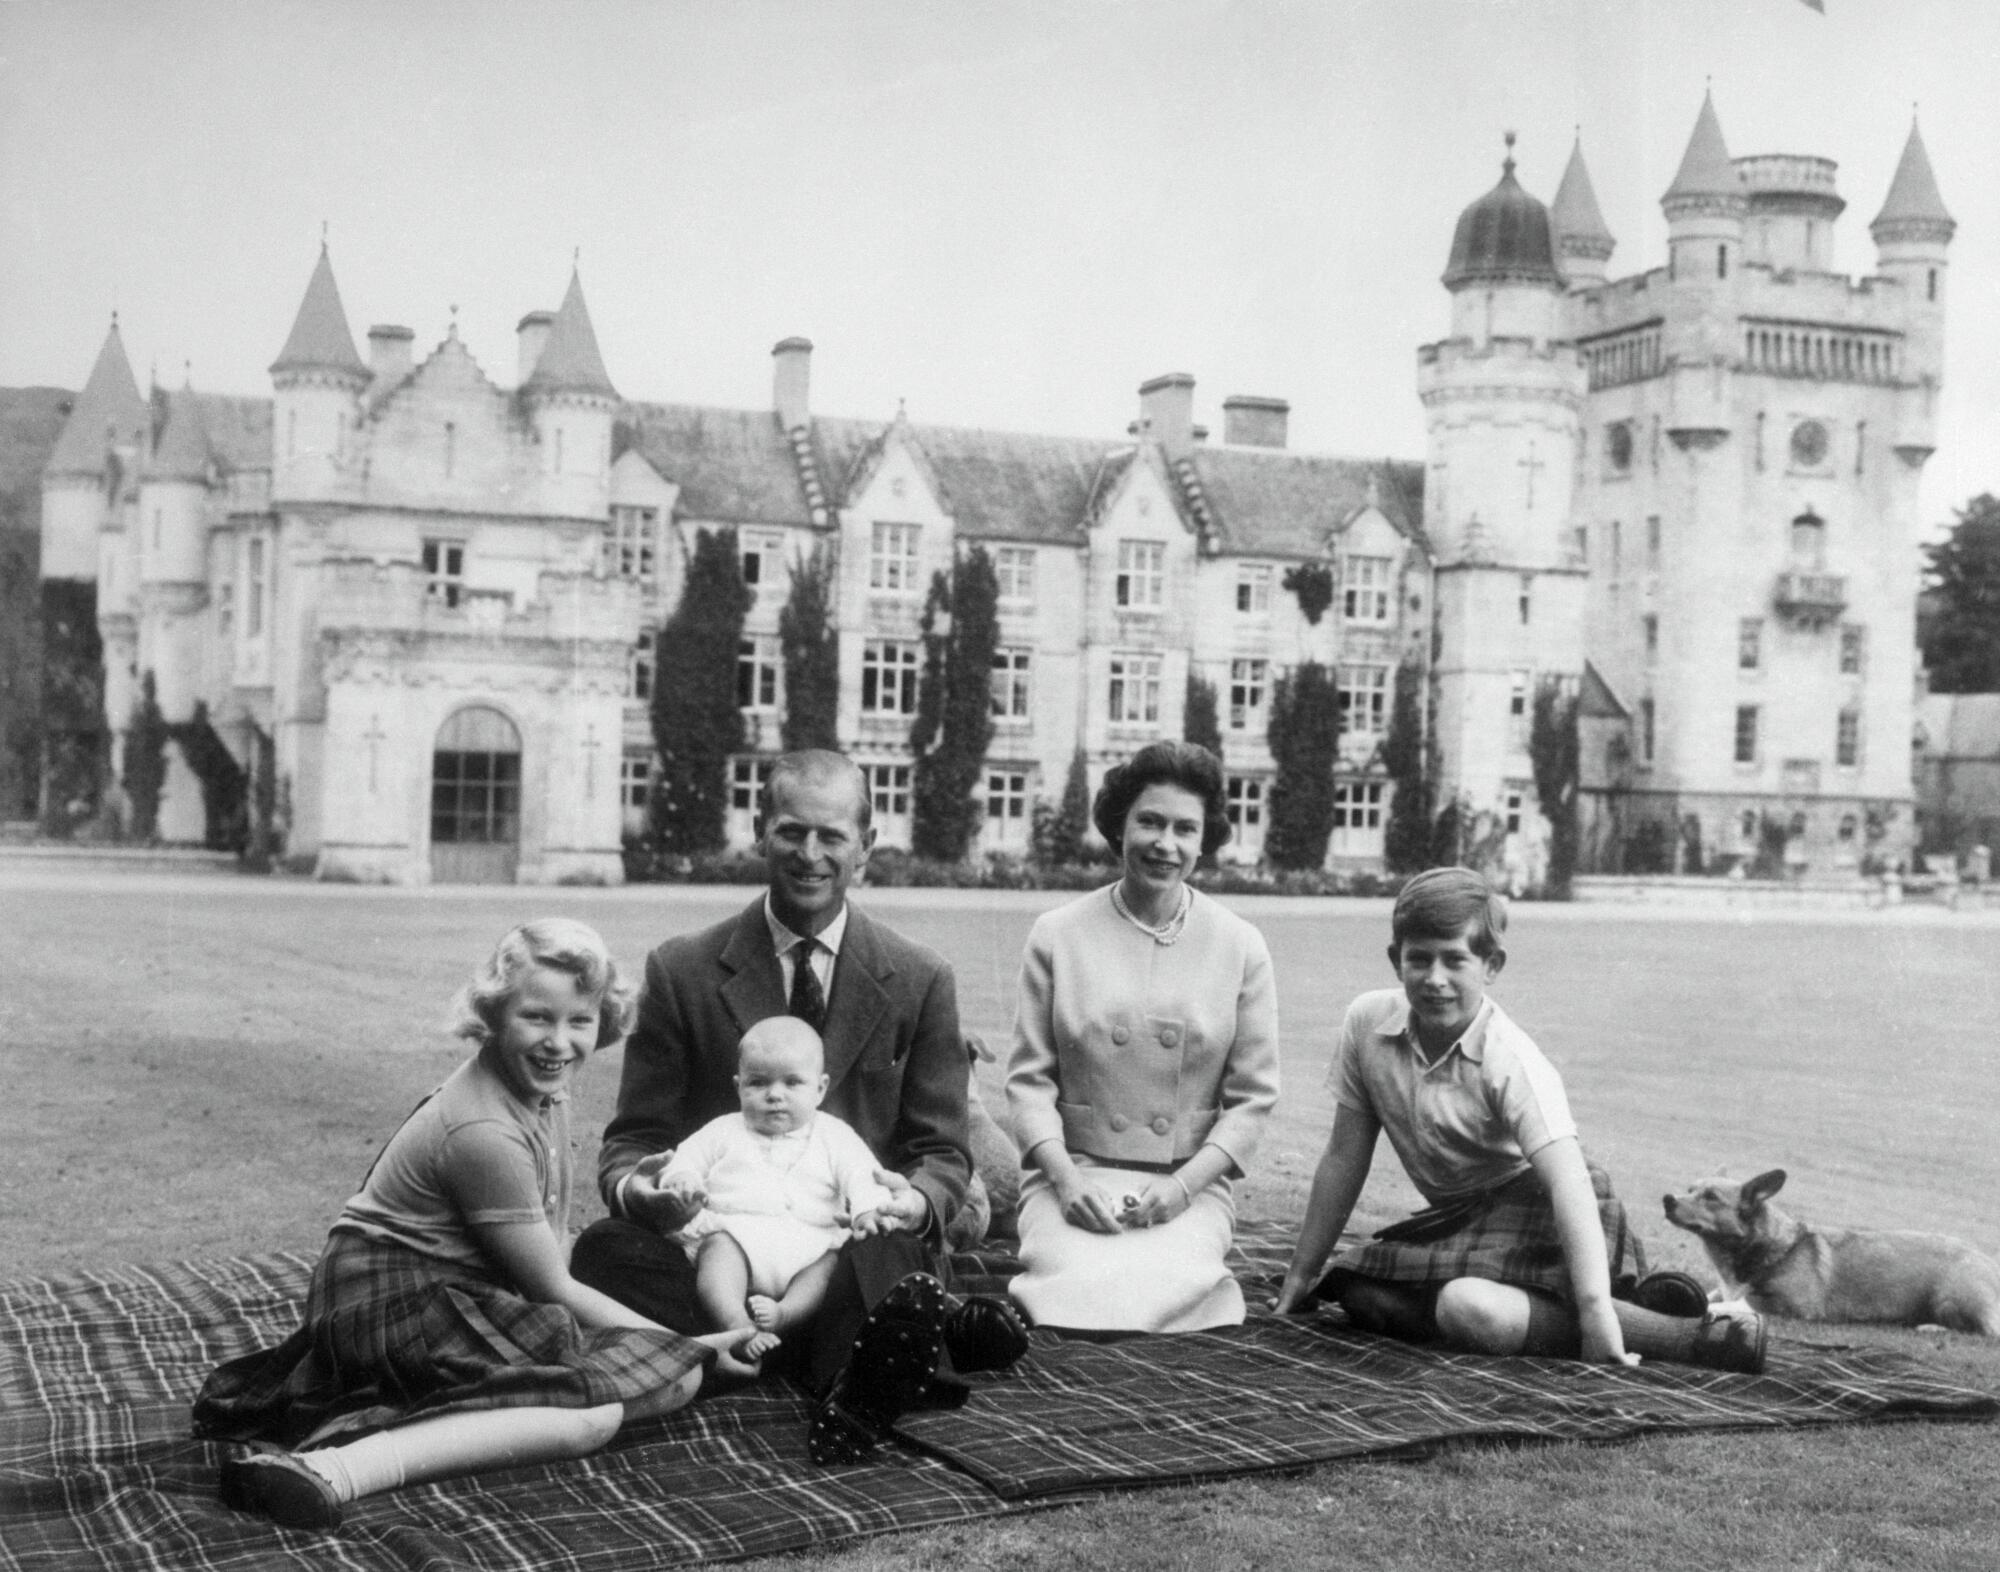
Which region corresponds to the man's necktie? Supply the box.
[789,938,827,1032]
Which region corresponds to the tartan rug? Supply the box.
[4,1229,1995,1570]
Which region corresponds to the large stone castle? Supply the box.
[38,95,1950,884]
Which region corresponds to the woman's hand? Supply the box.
[1272,1272,1321,1315]
[1122,1174,1192,1230]
[1055,1173,1126,1233]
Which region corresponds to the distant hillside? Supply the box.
[0,387,74,540]
[1,387,75,820]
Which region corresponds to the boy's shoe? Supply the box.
[807,1271,946,1466]
[1628,1270,1711,1321]
[223,1451,346,1530]
[943,1294,1031,1375]
[1689,1308,1769,1376]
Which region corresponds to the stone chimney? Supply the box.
[773,336,813,430]
[1137,372,1196,454]
[367,324,414,385]
[1222,395,1289,449]
[516,310,554,386]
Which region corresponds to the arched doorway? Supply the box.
[430,705,521,884]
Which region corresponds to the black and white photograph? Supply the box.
[3,1,1998,1567]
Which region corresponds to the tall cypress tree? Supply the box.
[1381,653,1432,873]
[1183,672,1221,756]
[650,528,754,854]
[779,541,840,752]
[1530,675,1581,896]
[38,580,104,833]
[1264,662,1341,871]
[910,545,999,862]
[123,670,169,843]
[1919,493,2000,693]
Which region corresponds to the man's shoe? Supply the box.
[943,1294,1031,1375]
[1629,1270,1711,1320]
[224,1451,346,1529]
[806,1272,946,1465]
[1690,1308,1769,1376]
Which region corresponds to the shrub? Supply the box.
[650,528,753,855]
[1266,662,1340,870]
[1183,673,1221,756]
[779,541,839,752]
[909,546,998,862]
[123,671,169,843]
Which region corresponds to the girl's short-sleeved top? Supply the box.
[332,1053,572,1271]
[1329,989,1575,1204]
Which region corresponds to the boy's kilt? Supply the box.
[193,1230,712,1450]
[1318,1162,1647,1304]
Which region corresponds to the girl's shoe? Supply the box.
[223,1451,346,1530]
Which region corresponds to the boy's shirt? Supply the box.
[1329,988,1576,1204]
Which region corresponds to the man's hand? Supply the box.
[620,1151,703,1233]
[870,1168,931,1234]
[848,1208,887,1238]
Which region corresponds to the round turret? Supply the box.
[1443,136,1563,291]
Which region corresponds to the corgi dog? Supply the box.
[1663,1169,2000,1335]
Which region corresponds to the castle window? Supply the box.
[1717,244,1728,279]
[605,506,660,586]
[444,421,455,479]
[1333,780,1386,834]
[869,522,921,593]
[1340,663,1390,738]
[1836,708,1861,768]
[863,762,911,820]
[1928,268,1938,302]
[422,539,465,608]
[1341,554,1392,623]
[1236,563,1272,614]
[1503,785,1525,835]
[984,770,1030,830]
[1838,813,1858,843]
[1517,574,1533,626]
[990,647,1032,721]
[1107,652,1162,726]
[1643,615,1658,665]
[729,756,773,813]
[995,545,1036,606]
[629,631,655,701]
[1734,705,1760,765]
[1115,540,1165,609]
[860,639,921,715]
[1645,516,1661,570]
[1508,669,1531,746]
[736,636,779,712]
[1839,625,1865,676]
[621,754,653,812]
[245,537,266,637]
[740,530,785,589]
[1789,510,1826,570]
[1228,658,1268,732]
[1855,420,1866,476]
[1640,698,1656,765]
[1226,775,1265,834]
[1605,421,1633,472]
[1738,618,1762,672]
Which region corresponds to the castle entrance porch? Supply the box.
[429,705,520,884]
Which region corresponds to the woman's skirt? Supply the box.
[1318,1162,1647,1303]
[192,1231,713,1450]
[1009,1160,1242,1332]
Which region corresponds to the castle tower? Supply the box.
[270,244,369,503]
[1551,137,1616,291]
[41,318,148,582]
[135,388,212,720]
[1660,91,1746,375]
[1420,136,1588,837]
[520,269,617,519]
[1870,117,1954,449]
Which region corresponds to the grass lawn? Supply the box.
[7,873,2000,1570]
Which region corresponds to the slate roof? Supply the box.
[270,246,369,378]
[618,403,806,525]
[1186,447,1425,557]
[1663,92,1741,204]
[1871,120,1954,234]
[190,393,273,473]
[1551,138,1616,258]
[1443,146,1563,291]
[523,272,617,399]
[145,390,212,481]
[46,323,149,477]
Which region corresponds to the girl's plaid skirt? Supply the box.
[192,1230,713,1450]
[1318,1162,1647,1303]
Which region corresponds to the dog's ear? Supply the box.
[1740,1169,1787,1211]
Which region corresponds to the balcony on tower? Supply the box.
[1773,568,1846,626]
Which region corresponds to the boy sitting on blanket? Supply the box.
[1275,868,1767,1374]
[656,1017,897,1373]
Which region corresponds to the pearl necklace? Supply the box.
[1111,881,1191,946]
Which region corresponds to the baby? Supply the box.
[659,1016,895,1370]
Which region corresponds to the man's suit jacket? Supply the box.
[598,897,971,1240]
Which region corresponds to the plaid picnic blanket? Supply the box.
[3,1229,1994,1570]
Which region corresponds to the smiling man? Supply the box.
[571,749,1026,1462]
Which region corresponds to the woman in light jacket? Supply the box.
[1006,741,1280,1332]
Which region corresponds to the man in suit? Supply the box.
[571,749,1026,1463]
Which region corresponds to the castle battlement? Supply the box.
[315,557,639,641]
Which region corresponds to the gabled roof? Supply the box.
[1871,119,1954,236]
[1184,448,1428,557]
[523,271,617,399]
[145,389,212,482]
[618,404,806,525]
[46,321,149,477]
[1579,660,1630,720]
[1663,91,1742,204]
[270,246,369,378]
[1551,138,1616,258]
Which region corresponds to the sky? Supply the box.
[2,0,1995,528]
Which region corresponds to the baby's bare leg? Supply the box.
[760,1249,841,1334]
[693,1235,767,1377]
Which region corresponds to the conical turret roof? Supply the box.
[46,319,149,477]
[145,388,212,483]
[1663,91,1741,203]
[1551,137,1616,258]
[1871,119,1954,237]
[523,270,617,399]
[1443,137,1562,290]
[270,245,369,378]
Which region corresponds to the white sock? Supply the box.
[297,1430,407,1503]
